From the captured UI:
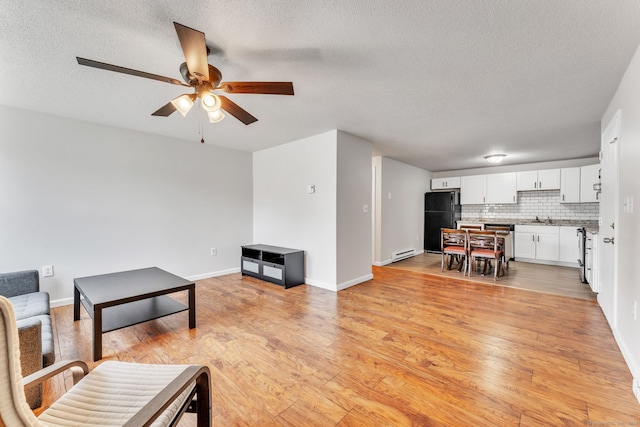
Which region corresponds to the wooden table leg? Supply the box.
[188,284,196,329]
[73,286,80,321]
[93,307,102,361]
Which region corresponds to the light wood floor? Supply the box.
[37,268,639,426]
[387,252,597,300]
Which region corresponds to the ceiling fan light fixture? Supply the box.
[201,93,221,112]
[170,94,197,117]
[207,109,225,123]
[484,154,506,164]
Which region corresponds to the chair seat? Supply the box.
[471,248,502,258]
[443,246,466,254]
[38,361,195,427]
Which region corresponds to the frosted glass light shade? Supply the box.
[484,154,506,163]
[170,94,197,117]
[207,109,225,123]
[201,93,221,112]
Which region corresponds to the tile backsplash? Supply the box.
[462,190,599,221]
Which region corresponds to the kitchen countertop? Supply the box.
[460,218,599,231]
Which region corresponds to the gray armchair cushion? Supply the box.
[9,292,50,319]
[0,269,40,298]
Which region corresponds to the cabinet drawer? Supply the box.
[241,257,260,274]
[263,263,284,282]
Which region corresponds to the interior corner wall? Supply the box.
[601,43,640,383]
[336,131,373,289]
[373,157,432,266]
[253,131,338,289]
[0,105,253,306]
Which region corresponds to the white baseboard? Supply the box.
[186,267,241,281]
[337,274,374,291]
[51,297,74,308]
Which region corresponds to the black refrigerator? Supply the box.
[424,191,461,253]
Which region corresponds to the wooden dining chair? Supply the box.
[467,230,504,281]
[441,228,468,273]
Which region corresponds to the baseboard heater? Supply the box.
[391,248,417,262]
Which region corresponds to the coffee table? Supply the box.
[74,267,195,361]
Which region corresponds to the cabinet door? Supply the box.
[444,177,461,188]
[460,175,486,205]
[514,232,536,258]
[559,226,579,264]
[431,177,461,190]
[431,178,447,190]
[560,168,581,203]
[580,164,600,203]
[538,169,560,190]
[486,172,517,204]
[536,232,560,261]
[516,170,538,191]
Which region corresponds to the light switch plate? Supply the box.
[42,265,54,277]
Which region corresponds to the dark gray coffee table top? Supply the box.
[74,267,193,306]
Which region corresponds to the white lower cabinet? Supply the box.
[559,226,580,265]
[514,225,559,262]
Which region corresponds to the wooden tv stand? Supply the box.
[241,244,305,289]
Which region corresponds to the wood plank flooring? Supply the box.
[37,267,639,426]
[387,252,597,300]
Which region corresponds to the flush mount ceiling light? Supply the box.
[484,154,507,164]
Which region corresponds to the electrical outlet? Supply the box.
[210,248,217,256]
[633,301,638,321]
[42,265,54,277]
[363,204,368,213]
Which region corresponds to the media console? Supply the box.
[241,244,305,289]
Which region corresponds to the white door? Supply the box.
[598,111,620,326]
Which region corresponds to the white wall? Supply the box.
[373,157,432,265]
[601,44,640,388]
[0,105,253,306]
[336,132,373,288]
[253,130,373,291]
[253,131,338,289]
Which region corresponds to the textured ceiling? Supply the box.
[2,1,640,171]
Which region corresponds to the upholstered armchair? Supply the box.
[0,295,212,426]
[0,270,54,408]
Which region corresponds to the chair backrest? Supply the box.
[0,270,40,299]
[0,296,42,427]
[458,224,483,231]
[441,228,467,251]
[468,230,500,253]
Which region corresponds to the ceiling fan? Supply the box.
[76,22,294,126]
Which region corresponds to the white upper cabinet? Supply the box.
[486,173,517,204]
[460,175,487,205]
[560,167,581,203]
[537,169,561,190]
[431,177,461,190]
[579,164,600,203]
[516,169,560,191]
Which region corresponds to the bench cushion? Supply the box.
[9,292,50,319]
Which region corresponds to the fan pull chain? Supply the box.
[199,109,205,143]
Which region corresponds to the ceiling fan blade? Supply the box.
[218,82,294,95]
[173,22,210,83]
[151,102,177,117]
[219,96,258,125]
[76,57,190,87]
